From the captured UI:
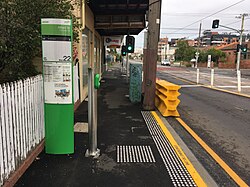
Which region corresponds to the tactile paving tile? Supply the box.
[141,111,197,187]
[117,145,155,163]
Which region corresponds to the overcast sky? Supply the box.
[135,0,250,48]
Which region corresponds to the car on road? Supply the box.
[190,58,196,63]
[161,59,171,66]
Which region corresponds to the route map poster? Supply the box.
[43,62,72,103]
[41,18,73,104]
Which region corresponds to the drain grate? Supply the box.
[117,145,155,163]
[141,111,197,187]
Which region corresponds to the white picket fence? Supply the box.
[0,75,45,186]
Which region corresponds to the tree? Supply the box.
[206,48,226,64]
[199,50,207,62]
[198,48,226,64]
[175,40,195,61]
[0,0,80,83]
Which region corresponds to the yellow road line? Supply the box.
[151,111,207,187]
[176,118,249,187]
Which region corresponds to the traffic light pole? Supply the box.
[216,14,247,71]
[195,22,202,68]
[236,14,245,71]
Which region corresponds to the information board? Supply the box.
[41,18,74,154]
[41,18,73,104]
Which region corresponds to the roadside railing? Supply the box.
[0,75,45,186]
[196,68,250,92]
[163,67,250,95]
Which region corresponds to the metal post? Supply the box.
[197,68,200,84]
[195,22,202,69]
[236,14,246,71]
[142,31,148,94]
[126,53,129,82]
[211,69,214,87]
[237,70,241,92]
[86,68,100,158]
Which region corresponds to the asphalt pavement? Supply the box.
[15,65,173,187]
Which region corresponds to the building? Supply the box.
[216,41,250,69]
[131,48,143,60]
[170,38,179,46]
[166,46,177,61]
[186,39,195,47]
[169,38,195,47]
[200,30,239,46]
[158,37,168,60]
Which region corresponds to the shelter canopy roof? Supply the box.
[87,0,149,36]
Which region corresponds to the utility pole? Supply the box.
[143,0,162,110]
[236,13,247,71]
[195,22,202,68]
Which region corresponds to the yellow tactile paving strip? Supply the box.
[151,111,207,187]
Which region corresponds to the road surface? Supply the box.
[157,66,250,95]
[157,69,250,186]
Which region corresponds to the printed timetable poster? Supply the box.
[41,18,73,104]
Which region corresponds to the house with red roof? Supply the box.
[215,41,250,69]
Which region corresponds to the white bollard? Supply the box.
[197,69,200,84]
[237,70,241,92]
[211,69,214,87]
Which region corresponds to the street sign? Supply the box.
[41,18,74,154]
[104,36,122,47]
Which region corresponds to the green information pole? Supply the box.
[41,18,74,154]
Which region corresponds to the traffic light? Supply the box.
[237,44,241,52]
[121,45,127,56]
[126,36,135,53]
[212,19,219,29]
[241,44,248,54]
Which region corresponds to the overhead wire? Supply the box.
[162,12,248,15]
[160,27,248,31]
[166,0,246,35]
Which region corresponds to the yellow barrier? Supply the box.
[155,80,181,117]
